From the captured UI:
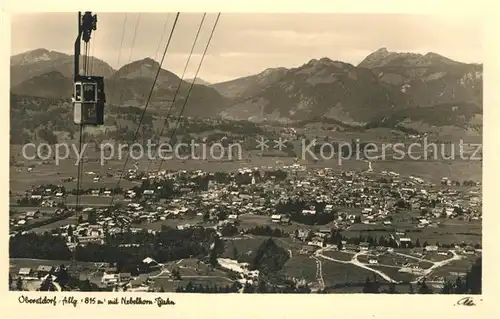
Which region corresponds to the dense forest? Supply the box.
[10,227,219,274]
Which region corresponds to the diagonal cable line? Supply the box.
[144,13,207,176]
[156,13,220,174]
[137,14,177,115]
[106,12,181,211]
[117,13,128,67]
[110,13,128,102]
[153,14,171,63]
[116,13,141,109]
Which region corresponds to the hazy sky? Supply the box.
[11,13,483,83]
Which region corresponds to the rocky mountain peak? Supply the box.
[11,48,70,66]
[113,58,164,80]
[357,47,394,68]
[358,47,463,69]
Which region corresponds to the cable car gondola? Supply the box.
[73,75,105,125]
[73,11,105,126]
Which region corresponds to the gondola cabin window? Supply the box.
[74,82,97,103]
[83,83,98,103]
[74,83,82,102]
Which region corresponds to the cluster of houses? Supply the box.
[10,210,43,227]
[17,164,481,232]
[11,164,481,270]
[13,265,64,291]
[98,257,160,289]
[13,257,162,292]
[16,265,59,279]
[9,208,67,231]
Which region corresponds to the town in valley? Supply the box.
[9,12,482,294]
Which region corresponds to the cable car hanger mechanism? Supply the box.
[73,11,105,126]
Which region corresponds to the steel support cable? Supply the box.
[110,13,129,103]
[154,14,171,63]
[138,13,173,106]
[116,14,128,68]
[106,12,180,211]
[75,41,91,212]
[76,42,91,204]
[156,13,220,174]
[73,40,91,264]
[137,14,177,122]
[144,13,207,175]
[116,13,141,108]
[137,14,173,111]
[90,30,97,75]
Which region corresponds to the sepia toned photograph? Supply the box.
[8,11,483,296]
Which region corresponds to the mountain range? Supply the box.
[10,47,482,138]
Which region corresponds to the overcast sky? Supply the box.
[11,13,483,83]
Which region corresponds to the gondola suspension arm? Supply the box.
[73,11,105,126]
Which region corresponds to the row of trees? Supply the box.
[359,276,433,294]
[177,275,312,294]
[441,257,481,294]
[241,280,312,293]
[245,225,287,237]
[175,281,240,293]
[10,232,72,260]
[10,227,220,275]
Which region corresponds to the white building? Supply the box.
[271,214,282,223]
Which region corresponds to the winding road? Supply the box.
[149,263,167,279]
[314,246,464,284]
[350,253,398,283]
[311,256,325,289]
[412,250,462,283]
[316,249,397,283]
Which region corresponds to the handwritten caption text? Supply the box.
[18,295,175,308]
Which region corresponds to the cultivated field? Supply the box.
[343,216,481,246]
[322,250,354,262]
[320,259,387,286]
[281,255,318,283]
